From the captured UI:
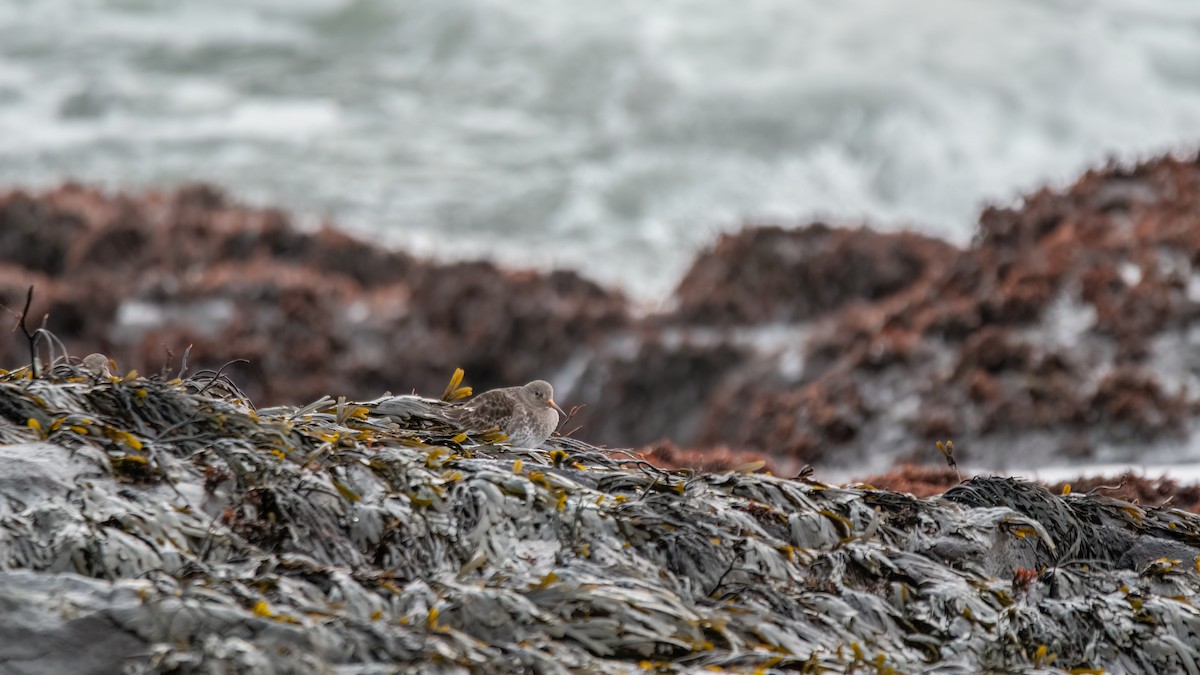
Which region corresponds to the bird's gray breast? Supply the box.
[506,405,558,447]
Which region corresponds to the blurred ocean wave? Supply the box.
[2,0,1199,299]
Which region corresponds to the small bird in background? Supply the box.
[82,353,114,378]
[454,380,567,448]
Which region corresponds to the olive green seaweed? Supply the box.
[0,355,1197,673]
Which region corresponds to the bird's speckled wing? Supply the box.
[455,388,517,433]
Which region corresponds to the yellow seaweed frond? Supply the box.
[104,428,143,450]
[481,430,508,444]
[733,460,766,474]
[818,509,854,532]
[532,572,558,589]
[1032,644,1056,666]
[1012,526,1038,540]
[441,368,473,402]
[426,447,450,469]
[333,480,362,503]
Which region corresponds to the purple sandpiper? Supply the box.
[455,380,566,448]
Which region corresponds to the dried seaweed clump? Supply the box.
[0,358,1199,672]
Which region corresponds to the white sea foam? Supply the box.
[2,0,1200,302]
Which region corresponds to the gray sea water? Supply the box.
[3,0,1200,301]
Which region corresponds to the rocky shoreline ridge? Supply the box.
[7,155,1200,479]
[4,155,1200,671]
[1,362,1199,672]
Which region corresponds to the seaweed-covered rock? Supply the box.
[0,184,628,408]
[584,154,1200,471]
[673,223,958,325]
[0,361,1199,672]
[10,154,1200,474]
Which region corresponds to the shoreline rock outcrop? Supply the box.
[0,183,628,407]
[576,154,1200,473]
[6,155,1200,475]
[0,361,1198,672]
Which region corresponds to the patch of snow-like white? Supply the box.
[1018,292,1097,352]
[114,298,236,340]
[1146,327,1200,398]
[1187,274,1200,304]
[653,323,811,380]
[1025,462,1200,486]
[1118,261,1143,287]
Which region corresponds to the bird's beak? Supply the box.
[549,399,567,418]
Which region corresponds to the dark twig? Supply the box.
[177,344,193,380]
[159,343,194,380]
[17,287,39,378]
[558,404,586,438]
[160,346,175,379]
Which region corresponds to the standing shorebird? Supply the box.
[455,380,567,448]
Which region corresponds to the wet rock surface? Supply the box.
[7,155,1200,475]
[1,365,1199,672]
[1,183,628,408]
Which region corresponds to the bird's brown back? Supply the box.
[456,386,521,432]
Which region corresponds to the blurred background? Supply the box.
[3,0,1199,301]
[4,0,1200,478]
